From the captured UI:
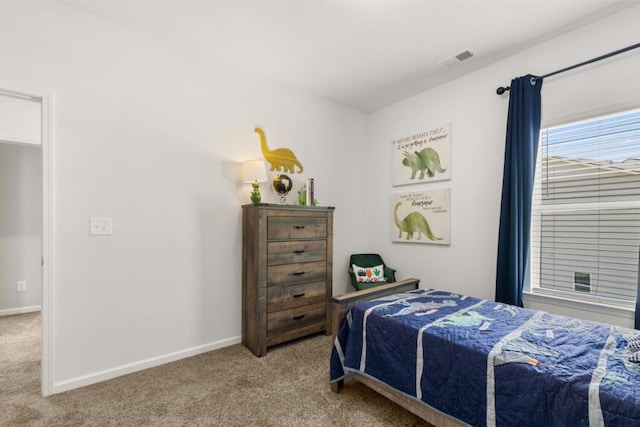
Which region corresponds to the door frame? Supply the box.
[0,85,53,396]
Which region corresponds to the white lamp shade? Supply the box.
[242,160,268,183]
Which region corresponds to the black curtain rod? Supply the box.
[496,42,640,95]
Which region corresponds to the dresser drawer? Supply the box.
[267,216,327,240]
[267,261,326,287]
[267,240,326,265]
[267,281,326,312]
[267,302,326,336]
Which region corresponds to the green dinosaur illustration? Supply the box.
[255,127,303,174]
[437,310,492,328]
[402,148,446,180]
[394,202,443,241]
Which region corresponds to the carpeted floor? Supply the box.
[0,312,431,426]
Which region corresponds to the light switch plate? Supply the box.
[89,217,113,236]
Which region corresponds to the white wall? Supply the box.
[369,5,640,326]
[0,95,41,145]
[0,143,42,314]
[0,1,370,392]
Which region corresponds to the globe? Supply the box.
[272,174,293,203]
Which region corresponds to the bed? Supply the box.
[330,279,640,426]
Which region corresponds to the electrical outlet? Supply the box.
[17,281,27,292]
[89,217,113,236]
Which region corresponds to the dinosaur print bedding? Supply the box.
[330,289,640,426]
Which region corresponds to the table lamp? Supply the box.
[242,160,268,204]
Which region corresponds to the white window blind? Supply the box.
[530,108,640,304]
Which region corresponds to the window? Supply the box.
[530,108,640,305]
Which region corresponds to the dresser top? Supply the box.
[242,203,335,211]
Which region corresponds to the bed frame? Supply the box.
[330,278,463,427]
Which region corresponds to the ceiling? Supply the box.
[61,0,629,113]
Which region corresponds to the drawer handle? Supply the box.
[293,293,306,298]
[294,225,305,230]
[292,272,305,276]
[293,250,305,254]
[292,315,305,320]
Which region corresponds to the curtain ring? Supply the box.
[530,77,537,86]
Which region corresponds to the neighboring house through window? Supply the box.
[529,108,640,306]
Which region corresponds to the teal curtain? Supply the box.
[495,75,543,307]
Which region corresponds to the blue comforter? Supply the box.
[330,289,640,426]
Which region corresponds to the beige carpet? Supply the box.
[1,312,431,426]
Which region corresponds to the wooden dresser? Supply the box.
[242,203,334,357]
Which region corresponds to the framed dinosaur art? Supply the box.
[391,123,451,186]
[391,189,450,245]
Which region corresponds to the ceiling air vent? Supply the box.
[438,49,475,70]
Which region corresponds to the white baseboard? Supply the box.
[0,305,41,316]
[52,335,242,395]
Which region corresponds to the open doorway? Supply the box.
[0,87,52,396]
[0,141,42,310]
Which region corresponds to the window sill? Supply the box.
[522,290,635,321]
